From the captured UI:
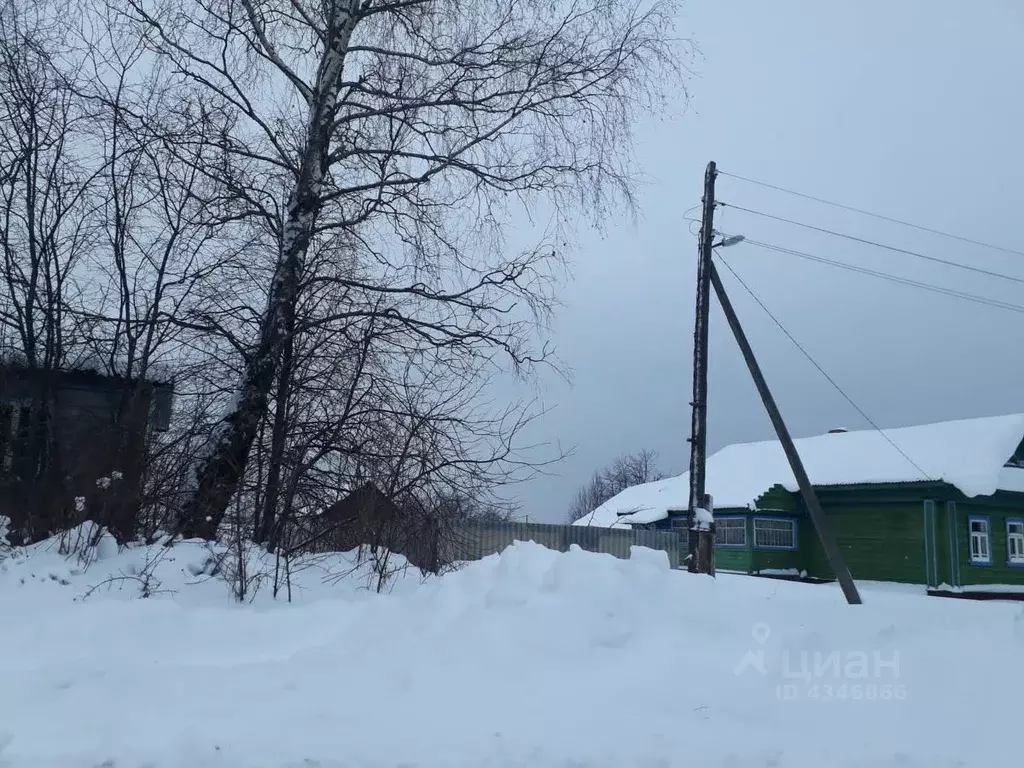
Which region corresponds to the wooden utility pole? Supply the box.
[687,161,717,574]
[709,262,862,605]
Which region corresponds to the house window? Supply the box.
[753,517,797,550]
[1007,519,1024,564]
[968,517,991,564]
[667,512,688,531]
[715,517,746,547]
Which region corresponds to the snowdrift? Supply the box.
[1,528,1023,767]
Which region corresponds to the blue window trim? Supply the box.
[714,515,748,548]
[967,514,992,566]
[752,515,799,551]
[1006,517,1024,567]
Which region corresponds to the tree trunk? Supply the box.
[177,3,361,540]
[177,317,288,540]
[257,328,294,548]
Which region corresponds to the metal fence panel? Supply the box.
[444,521,683,568]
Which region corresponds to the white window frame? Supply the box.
[715,516,746,547]
[753,517,797,550]
[1007,519,1024,565]
[968,516,991,565]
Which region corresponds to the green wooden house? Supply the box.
[573,414,1024,596]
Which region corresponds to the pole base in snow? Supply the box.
[695,528,715,576]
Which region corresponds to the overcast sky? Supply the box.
[514,0,1024,523]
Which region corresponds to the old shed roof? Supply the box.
[574,414,1024,528]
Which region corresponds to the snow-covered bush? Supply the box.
[57,521,119,568]
[0,515,10,561]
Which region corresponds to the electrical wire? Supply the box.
[719,202,1024,287]
[713,253,933,481]
[739,237,1024,316]
[718,169,1024,260]
[682,202,703,236]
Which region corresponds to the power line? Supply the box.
[739,237,1024,315]
[719,202,1024,287]
[713,253,933,482]
[718,169,1024,259]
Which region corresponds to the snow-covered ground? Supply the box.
[2,527,1023,767]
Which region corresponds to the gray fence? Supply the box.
[442,520,684,568]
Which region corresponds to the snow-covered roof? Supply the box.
[573,414,1024,528]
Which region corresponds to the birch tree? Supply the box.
[121,0,684,539]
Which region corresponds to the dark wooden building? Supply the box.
[0,364,173,543]
[314,483,442,572]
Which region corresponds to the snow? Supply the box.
[934,583,1024,594]
[577,413,1024,527]
[2,528,1024,766]
[756,568,802,577]
[574,474,686,528]
[994,465,1024,493]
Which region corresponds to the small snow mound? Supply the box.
[1013,608,1024,645]
[186,553,221,578]
[59,521,119,563]
[629,545,670,571]
[94,531,119,561]
[793,627,830,651]
[876,623,898,642]
[483,541,556,608]
[0,528,421,605]
[492,540,555,582]
[540,544,620,597]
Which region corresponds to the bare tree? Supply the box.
[568,448,664,522]
[0,0,688,567]
[0,2,91,373]
[119,0,685,540]
[0,1,97,540]
[70,22,231,541]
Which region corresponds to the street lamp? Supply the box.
[713,233,745,249]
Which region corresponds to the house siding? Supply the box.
[750,515,801,574]
[716,547,752,572]
[650,480,1024,591]
[804,501,929,584]
[782,485,1024,589]
[951,494,1024,587]
[714,511,753,573]
[0,367,174,543]
[751,546,802,574]
[713,489,933,584]
[707,510,803,575]
[737,485,945,585]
